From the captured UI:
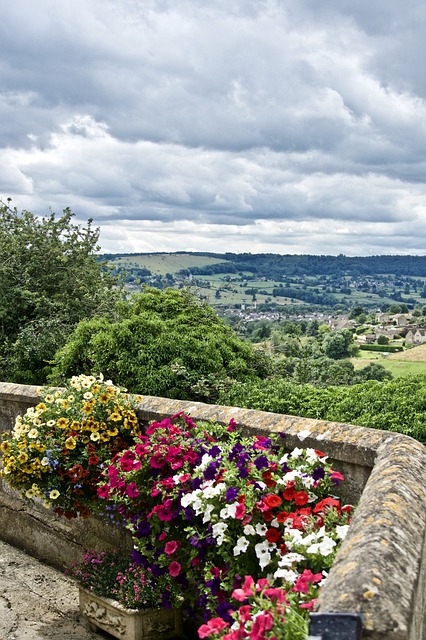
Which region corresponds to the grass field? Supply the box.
[352,343,426,377]
[111,253,228,276]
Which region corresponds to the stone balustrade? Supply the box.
[0,382,425,639]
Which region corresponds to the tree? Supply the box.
[50,288,271,402]
[322,329,356,359]
[0,202,121,383]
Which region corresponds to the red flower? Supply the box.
[313,497,341,514]
[265,527,281,543]
[294,490,309,506]
[263,494,282,509]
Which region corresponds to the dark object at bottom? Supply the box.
[309,612,363,639]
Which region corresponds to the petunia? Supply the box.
[169,561,181,577]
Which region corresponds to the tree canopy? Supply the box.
[50,287,271,401]
[0,202,120,383]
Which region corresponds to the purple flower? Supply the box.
[208,445,221,458]
[254,455,269,470]
[204,461,219,480]
[226,486,239,502]
[312,466,325,481]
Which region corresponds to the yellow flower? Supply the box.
[82,401,95,415]
[18,452,29,463]
[60,399,69,410]
[90,432,100,442]
[45,394,54,403]
[28,428,38,439]
[67,394,75,403]
[34,443,46,453]
[108,411,122,422]
[57,417,70,429]
[98,392,111,403]
[49,489,60,500]
[65,436,77,450]
[71,421,81,430]
[107,428,119,437]
[36,403,47,412]
[25,488,35,498]
[91,384,101,394]
[0,441,12,453]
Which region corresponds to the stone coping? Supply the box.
[0,383,425,639]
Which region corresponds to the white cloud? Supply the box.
[1,0,426,255]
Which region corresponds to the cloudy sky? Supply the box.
[1,0,426,256]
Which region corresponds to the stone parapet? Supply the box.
[0,382,425,639]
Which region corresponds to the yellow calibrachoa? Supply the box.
[0,374,142,519]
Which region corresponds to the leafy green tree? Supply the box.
[322,329,356,359]
[0,202,121,383]
[50,288,271,402]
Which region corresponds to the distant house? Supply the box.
[405,328,426,345]
[357,334,376,344]
[390,314,410,327]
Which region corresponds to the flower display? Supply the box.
[0,374,141,518]
[96,412,353,635]
[67,548,181,610]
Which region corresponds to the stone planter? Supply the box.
[79,588,183,640]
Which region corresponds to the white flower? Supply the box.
[278,453,289,464]
[212,522,228,546]
[273,568,298,583]
[307,536,336,557]
[290,447,304,459]
[335,525,350,540]
[233,537,249,556]
[255,542,273,569]
[220,503,237,519]
[28,428,38,439]
[255,523,268,536]
[243,524,256,536]
[276,552,305,567]
[202,504,214,523]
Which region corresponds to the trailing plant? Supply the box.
[0,374,141,518]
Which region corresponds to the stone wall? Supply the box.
[0,382,425,640]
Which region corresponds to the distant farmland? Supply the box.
[110,253,229,276]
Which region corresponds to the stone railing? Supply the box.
[0,382,425,640]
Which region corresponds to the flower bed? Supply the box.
[1,377,355,640]
[96,412,354,639]
[0,374,141,518]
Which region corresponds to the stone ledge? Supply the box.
[0,384,425,639]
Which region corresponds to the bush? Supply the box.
[50,288,271,401]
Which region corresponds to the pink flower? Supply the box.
[250,611,274,639]
[232,576,255,601]
[126,482,139,498]
[237,605,252,622]
[164,540,179,555]
[293,569,323,594]
[169,561,181,577]
[235,503,246,520]
[97,484,110,499]
[198,618,229,638]
[300,598,318,610]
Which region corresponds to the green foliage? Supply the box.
[359,344,402,353]
[219,374,426,443]
[0,202,121,383]
[50,288,271,401]
[322,329,356,359]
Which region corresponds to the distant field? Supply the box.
[352,343,426,377]
[111,253,228,276]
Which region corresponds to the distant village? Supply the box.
[225,308,426,347]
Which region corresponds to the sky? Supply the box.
[1,0,426,256]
